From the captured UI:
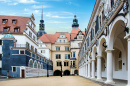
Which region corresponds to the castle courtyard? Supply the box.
[0,76,100,86]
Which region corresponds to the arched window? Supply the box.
[29,59,33,68]
[41,63,43,69]
[34,61,37,68]
[38,62,41,69]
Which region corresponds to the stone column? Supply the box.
[105,49,115,84]
[91,60,95,79]
[85,64,88,77]
[127,38,130,86]
[96,56,102,81]
[88,62,91,78]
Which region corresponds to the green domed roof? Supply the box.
[4,34,14,38]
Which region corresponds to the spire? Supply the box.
[41,5,43,20]
[72,15,79,28]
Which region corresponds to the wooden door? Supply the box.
[21,70,25,78]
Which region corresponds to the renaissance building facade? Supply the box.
[78,0,130,85]
[0,14,53,78]
[39,15,85,76]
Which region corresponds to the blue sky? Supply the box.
[0,0,96,34]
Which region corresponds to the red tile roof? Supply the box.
[40,28,85,43]
[71,27,80,34]
[0,15,30,33]
[39,32,70,43]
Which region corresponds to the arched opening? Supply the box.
[64,70,70,76]
[54,70,61,76]
[98,37,107,77]
[109,20,127,80]
[41,63,43,69]
[74,70,78,75]
[38,62,40,69]
[34,61,37,68]
[28,59,33,68]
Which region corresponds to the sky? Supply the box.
[0,0,96,34]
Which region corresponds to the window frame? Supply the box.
[12,67,16,72]
[56,47,60,51]
[19,50,25,55]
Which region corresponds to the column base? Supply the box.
[87,76,91,78]
[96,78,103,81]
[105,80,115,84]
[91,77,96,80]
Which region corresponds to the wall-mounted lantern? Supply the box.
[102,42,107,48]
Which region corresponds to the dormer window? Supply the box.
[12,19,17,24]
[14,27,19,32]
[3,27,9,32]
[111,0,114,8]
[2,19,8,24]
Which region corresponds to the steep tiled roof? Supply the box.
[40,32,70,43]
[0,15,30,34]
[71,27,80,34]
[40,28,84,43]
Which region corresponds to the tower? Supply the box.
[37,5,47,38]
[72,15,79,29]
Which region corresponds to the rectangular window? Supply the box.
[0,40,2,45]
[65,54,67,59]
[56,47,60,51]
[33,36,35,41]
[65,54,70,59]
[73,61,75,66]
[12,67,16,72]
[14,28,19,32]
[65,47,69,51]
[55,54,61,59]
[31,45,34,51]
[29,31,32,38]
[3,27,9,32]
[64,62,68,66]
[2,19,7,24]
[20,50,24,54]
[12,20,16,24]
[41,50,45,53]
[57,62,61,66]
[73,52,75,57]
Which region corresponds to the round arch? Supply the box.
[34,61,37,68]
[98,35,107,56]
[108,16,126,49]
[92,45,97,60]
[28,59,33,68]
[54,70,61,76]
[64,70,70,76]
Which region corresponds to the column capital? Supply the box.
[96,55,102,59]
[91,59,95,61]
[105,49,114,53]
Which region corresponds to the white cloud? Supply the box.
[46,20,66,24]
[9,2,18,5]
[45,12,73,19]
[18,0,37,4]
[32,5,50,9]
[0,0,37,4]
[34,10,39,13]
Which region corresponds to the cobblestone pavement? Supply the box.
[0,76,101,86]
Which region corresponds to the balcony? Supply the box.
[70,65,76,68]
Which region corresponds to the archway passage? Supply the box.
[74,70,78,75]
[64,70,70,76]
[54,70,61,76]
